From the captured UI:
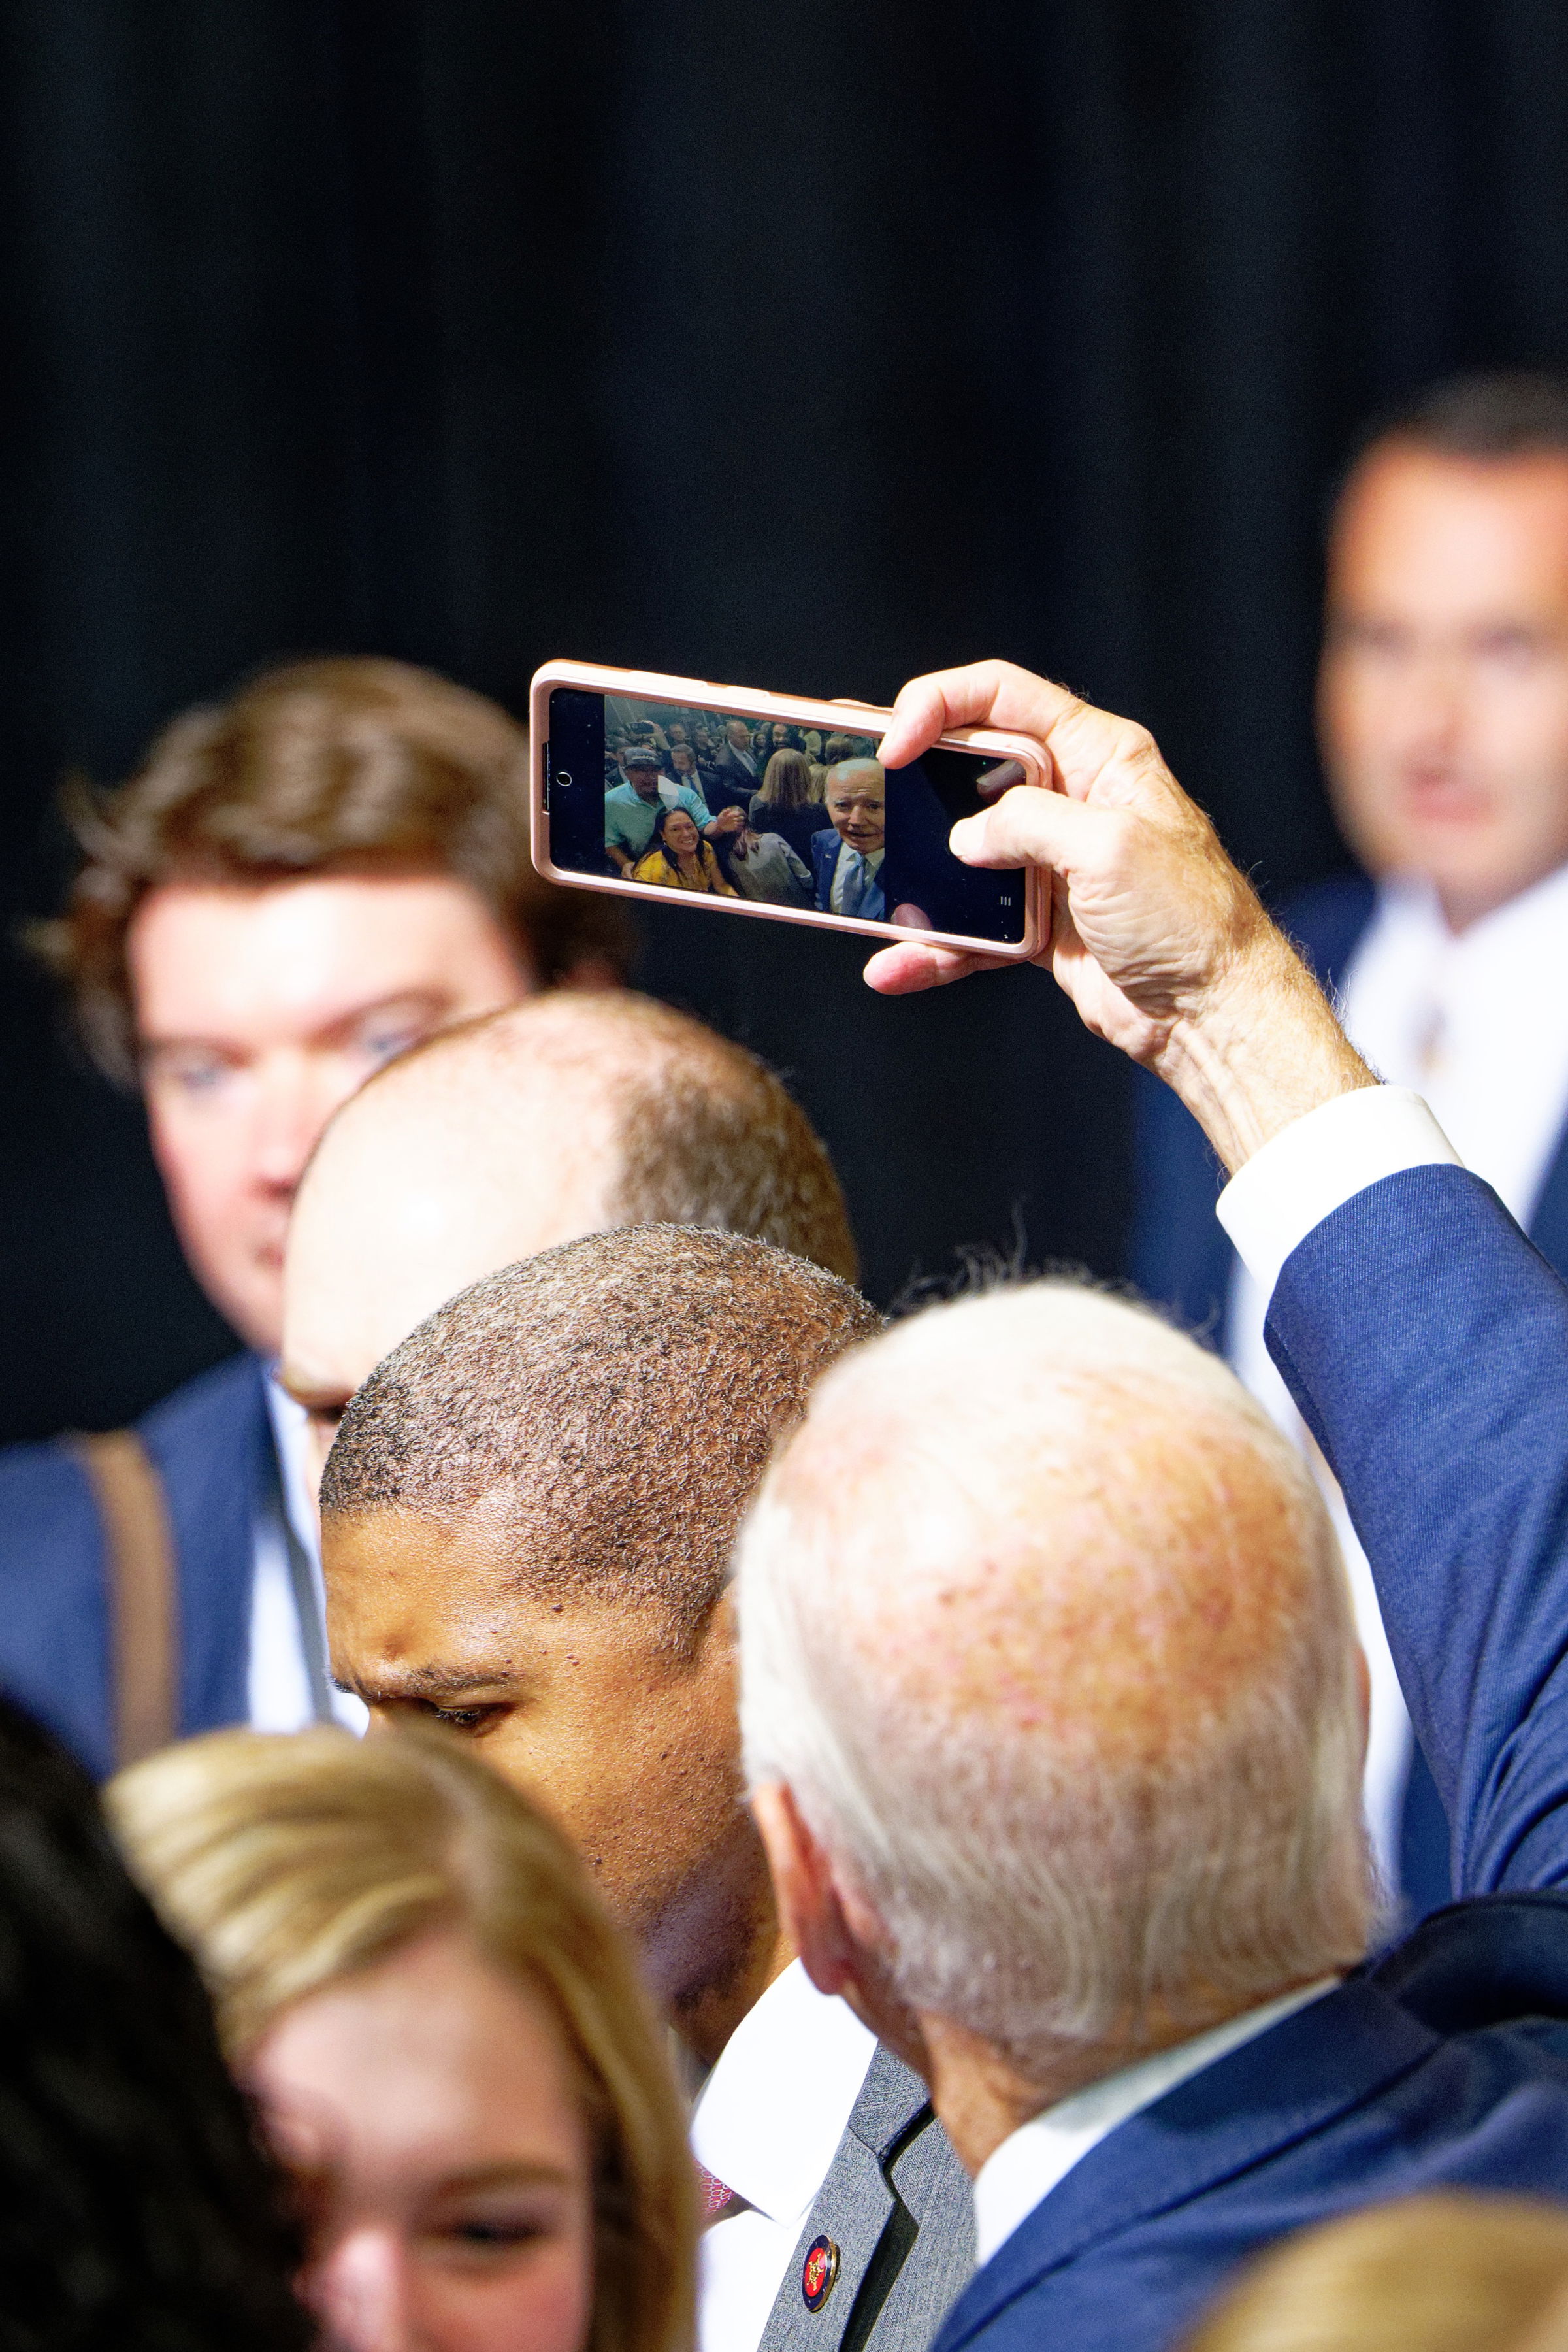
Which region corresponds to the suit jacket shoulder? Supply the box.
[933,1902,1568,2352]
[1127,871,1375,1336]
[760,2046,973,2352]
[0,1352,269,1774]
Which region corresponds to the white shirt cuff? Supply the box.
[1216,1086,1462,1303]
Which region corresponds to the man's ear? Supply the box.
[752,1783,930,2076]
[750,1781,882,1998]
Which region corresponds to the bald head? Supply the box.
[282,991,855,1475]
[738,1282,1373,2084]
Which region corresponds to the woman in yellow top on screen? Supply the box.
[632,803,738,895]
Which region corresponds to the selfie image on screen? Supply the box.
[544,688,1028,944]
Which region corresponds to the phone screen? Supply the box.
[544,686,1029,944]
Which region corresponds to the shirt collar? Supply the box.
[1372,856,1568,974]
[689,1960,877,2225]
[972,1976,1341,2268]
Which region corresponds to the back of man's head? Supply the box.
[738,1281,1373,2089]
[283,990,857,1457]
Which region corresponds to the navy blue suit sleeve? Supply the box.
[1265,1165,1568,1895]
[0,1443,114,1778]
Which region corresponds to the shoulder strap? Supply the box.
[70,1430,178,1767]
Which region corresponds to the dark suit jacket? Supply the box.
[0,1353,268,1778]
[715,742,762,791]
[932,1163,1568,2352]
[762,2047,972,2352]
[811,829,886,919]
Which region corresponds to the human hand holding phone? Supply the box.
[866,659,1373,1172]
[531,661,1048,959]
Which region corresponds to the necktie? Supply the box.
[839,849,864,916]
[696,2161,743,2225]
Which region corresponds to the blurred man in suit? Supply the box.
[1132,372,1568,1916]
[319,1230,974,2352]
[750,654,1568,2352]
[0,658,627,1779]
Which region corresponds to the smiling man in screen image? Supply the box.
[0,659,625,1780]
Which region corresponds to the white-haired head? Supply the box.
[736,1280,1373,2089]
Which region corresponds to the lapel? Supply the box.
[937,1979,1438,2352]
[1527,1118,1568,1284]
[758,2047,929,2352]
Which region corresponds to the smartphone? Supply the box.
[529,659,1047,957]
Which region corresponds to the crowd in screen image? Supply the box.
[9,373,1568,2352]
[601,699,893,914]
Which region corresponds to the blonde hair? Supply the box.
[1184,2195,1568,2352]
[110,1727,694,2352]
[757,748,818,810]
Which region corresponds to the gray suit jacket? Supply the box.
[759,2045,973,2352]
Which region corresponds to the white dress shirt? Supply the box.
[1226,864,1568,1885]
[691,1960,877,2352]
[250,1379,367,1733]
[972,1978,1341,2268]
[1218,1082,1460,1286]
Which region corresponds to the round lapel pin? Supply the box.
[802,2234,840,2311]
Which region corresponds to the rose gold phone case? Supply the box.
[528,659,1047,959]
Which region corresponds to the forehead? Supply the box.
[128,874,507,1040]
[1331,446,1568,613]
[323,1504,670,1683]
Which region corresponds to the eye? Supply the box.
[404,1699,508,1736]
[420,2206,560,2268]
[146,1050,235,1099]
[1476,626,1545,669]
[355,1016,431,1069]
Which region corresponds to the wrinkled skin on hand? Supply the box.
[866,661,1373,1171]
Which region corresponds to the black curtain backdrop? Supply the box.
[3,2,1567,1441]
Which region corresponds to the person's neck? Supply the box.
[1435,870,1544,935]
[663,1821,796,2071]
[918,1972,1333,2177]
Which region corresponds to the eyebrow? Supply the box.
[138,987,451,1059]
[430,2161,580,2195]
[342,1661,522,1704]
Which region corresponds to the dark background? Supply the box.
[3,1,1566,1442]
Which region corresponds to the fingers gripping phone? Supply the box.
[529,661,1047,957]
